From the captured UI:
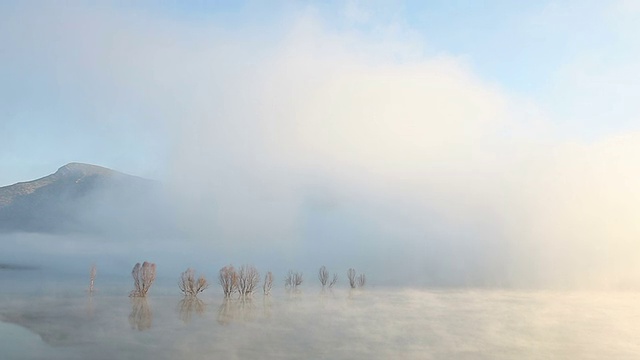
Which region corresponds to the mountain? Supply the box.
[0,163,171,235]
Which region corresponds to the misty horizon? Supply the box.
[0,154,637,289]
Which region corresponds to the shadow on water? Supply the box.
[129,297,152,331]
[177,297,206,324]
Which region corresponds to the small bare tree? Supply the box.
[285,270,303,290]
[130,261,156,297]
[357,273,366,288]
[219,265,238,298]
[237,265,260,297]
[284,271,292,288]
[263,271,273,295]
[329,273,338,288]
[347,268,357,289]
[179,268,209,297]
[318,266,329,287]
[88,264,97,294]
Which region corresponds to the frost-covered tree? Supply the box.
[285,270,303,290]
[179,268,209,297]
[88,264,97,294]
[130,261,156,297]
[218,265,238,298]
[263,271,273,295]
[237,265,260,297]
[318,266,329,287]
[347,268,357,289]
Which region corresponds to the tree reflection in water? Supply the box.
[86,294,95,319]
[262,295,272,319]
[177,297,206,324]
[129,297,152,331]
[216,297,256,325]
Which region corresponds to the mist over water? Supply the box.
[1,281,639,360]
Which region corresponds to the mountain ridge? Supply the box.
[1,163,130,205]
[0,162,167,235]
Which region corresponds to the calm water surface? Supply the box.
[1,285,639,359]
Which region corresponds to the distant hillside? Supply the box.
[0,163,172,235]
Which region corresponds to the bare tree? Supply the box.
[237,265,260,297]
[285,270,303,290]
[347,268,357,289]
[263,271,273,295]
[88,264,97,294]
[130,261,156,297]
[318,266,329,287]
[219,265,238,298]
[329,273,338,288]
[357,273,366,288]
[284,271,292,288]
[179,268,209,297]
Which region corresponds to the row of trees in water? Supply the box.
[110,262,367,298]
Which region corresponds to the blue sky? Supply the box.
[2,1,640,286]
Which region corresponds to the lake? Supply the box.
[1,282,639,359]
